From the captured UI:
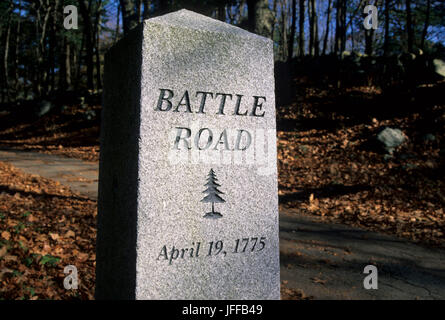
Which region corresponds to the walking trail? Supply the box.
[1,149,444,300]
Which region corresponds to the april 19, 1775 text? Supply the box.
[157,236,267,265]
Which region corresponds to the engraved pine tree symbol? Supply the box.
[201,169,225,219]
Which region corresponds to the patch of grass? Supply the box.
[14,222,26,234]
[39,255,60,267]
[18,241,28,252]
[24,256,33,267]
[12,270,22,277]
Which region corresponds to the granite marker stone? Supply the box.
[96,9,280,300]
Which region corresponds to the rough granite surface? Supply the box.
[97,9,280,300]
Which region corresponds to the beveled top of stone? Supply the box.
[146,9,271,43]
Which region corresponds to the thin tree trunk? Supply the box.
[334,0,340,54]
[0,23,3,103]
[75,33,84,89]
[38,0,52,96]
[288,0,297,61]
[49,0,61,94]
[308,0,313,56]
[350,8,354,51]
[79,0,94,91]
[384,0,390,55]
[406,0,413,52]
[365,29,374,55]
[14,1,22,99]
[95,0,102,90]
[4,22,11,102]
[66,42,71,88]
[340,0,346,53]
[115,2,120,44]
[420,0,430,51]
[335,0,346,55]
[218,4,226,21]
[299,0,304,56]
[364,0,381,56]
[271,0,278,42]
[312,0,319,56]
[136,0,142,22]
[120,0,138,35]
[158,0,168,15]
[143,0,150,19]
[237,0,247,26]
[59,36,67,91]
[322,0,332,55]
[280,0,288,61]
[247,0,273,38]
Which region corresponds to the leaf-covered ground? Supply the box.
[0,104,100,162]
[277,82,445,246]
[0,162,96,300]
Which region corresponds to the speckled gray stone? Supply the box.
[96,9,280,300]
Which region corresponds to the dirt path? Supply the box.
[1,149,444,299]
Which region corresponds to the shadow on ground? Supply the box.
[280,211,445,299]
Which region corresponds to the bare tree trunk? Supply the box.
[335,0,346,55]
[95,0,103,90]
[143,0,150,19]
[158,0,169,15]
[280,0,288,61]
[66,42,71,88]
[288,0,297,61]
[322,0,332,55]
[2,1,14,102]
[247,0,273,38]
[238,0,247,25]
[0,23,3,103]
[79,0,94,91]
[308,0,313,56]
[59,35,72,91]
[4,21,11,102]
[406,0,414,52]
[120,0,138,35]
[49,0,61,94]
[298,0,305,56]
[365,29,374,55]
[75,32,84,89]
[364,0,380,55]
[312,0,319,56]
[59,36,67,91]
[136,0,142,22]
[350,8,354,51]
[420,0,430,51]
[340,0,346,53]
[270,0,278,42]
[37,0,52,96]
[384,0,390,56]
[115,2,120,44]
[218,4,226,21]
[14,1,22,99]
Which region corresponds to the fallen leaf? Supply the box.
[49,233,60,241]
[311,277,327,285]
[0,246,7,257]
[1,231,10,240]
[3,255,17,262]
[65,230,75,238]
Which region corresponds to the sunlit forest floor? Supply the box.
[0,79,444,299]
[277,80,445,247]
